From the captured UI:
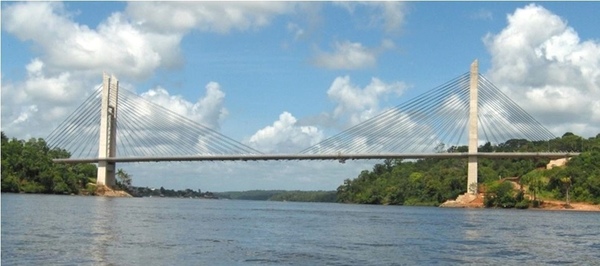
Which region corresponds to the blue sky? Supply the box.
[2,1,600,191]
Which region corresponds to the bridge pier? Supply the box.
[97,73,119,187]
[467,60,478,194]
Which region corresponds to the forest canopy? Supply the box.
[1,132,97,194]
[336,132,600,206]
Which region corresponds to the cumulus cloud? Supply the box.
[140,82,228,130]
[313,41,376,69]
[125,2,294,34]
[2,2,182,80]
[248,76,407,154]
[304,1,405,70]
[327,76,407,126]
[312,40,394,70]
[377,2,407,33]
[2,2,282,140]
[247,112,324,153]
[1,59,92,138]
[484,4,600,137]
[2,2,299,82]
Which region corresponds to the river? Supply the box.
[2,193,599,265]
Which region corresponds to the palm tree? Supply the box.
[116,168,132,189]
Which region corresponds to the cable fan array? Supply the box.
[47,71,556,159]
[300,72,555,155]
[476,75,555,144]
[46,87,261,158]
[46,87,103,158]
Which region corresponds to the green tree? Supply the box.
[1,132,97,194]
[484,181,517,208]
[335,132,600,207]
[116,168,132,189]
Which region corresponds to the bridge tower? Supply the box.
[467,60,479,194]
[97,73,119,187]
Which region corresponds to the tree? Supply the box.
[484,181,517,208]
[561,176,572,206]
[1,132,97,194]
[116,168,132,191]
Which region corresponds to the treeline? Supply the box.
[5,130,598,207]
[0,132,336,203]
[521,150,600,204]
[126,186,217,199]
[216,190,337,202]
[1,132,97,194]
[0,132,223,198]
[337,133,600,207]
[482,147,600,208]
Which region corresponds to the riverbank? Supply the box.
[440,193,600,211]
[537,200,600,212]
[94,185,132,197]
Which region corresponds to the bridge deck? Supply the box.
[53,152,579,164]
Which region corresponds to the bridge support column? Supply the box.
[97,73,119,187]
[467,60,479,194]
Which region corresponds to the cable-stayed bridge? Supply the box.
[48,60,578,193]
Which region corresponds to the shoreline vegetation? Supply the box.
[2,131,599,211]
[439,192,600,211]
[334,132,600,210]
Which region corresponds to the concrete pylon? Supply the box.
[97,73,119,187]
[467,60,478,194]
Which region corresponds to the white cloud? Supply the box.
[484,4,600,137]
[22,59,79,104]
[377,2,407,33]
[327,76,407,126]
[247,75,408,155]
[1,1,177,140]
[0,1,390,192]
[247,112,324,153]
[294,2,404,66]
[1,59,92,139]
[312,40,394,70]
[2,2,182,80]
[1,1,299,83]
[125,2,294,34]
[140,82,228,130]
[2,2,278,137]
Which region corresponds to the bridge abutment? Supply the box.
[97,73,119,187]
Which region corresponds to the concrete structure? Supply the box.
[97,73,119,187]
[467,60,479,194]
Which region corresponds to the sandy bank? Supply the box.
[94,185,132,197]
[440,193,600,211]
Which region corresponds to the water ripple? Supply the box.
[2,194,599,265]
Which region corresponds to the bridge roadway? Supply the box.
[53,152,579,164]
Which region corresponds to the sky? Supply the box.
[2,1,600,191]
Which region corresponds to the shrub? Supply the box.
[515,200,530,209]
